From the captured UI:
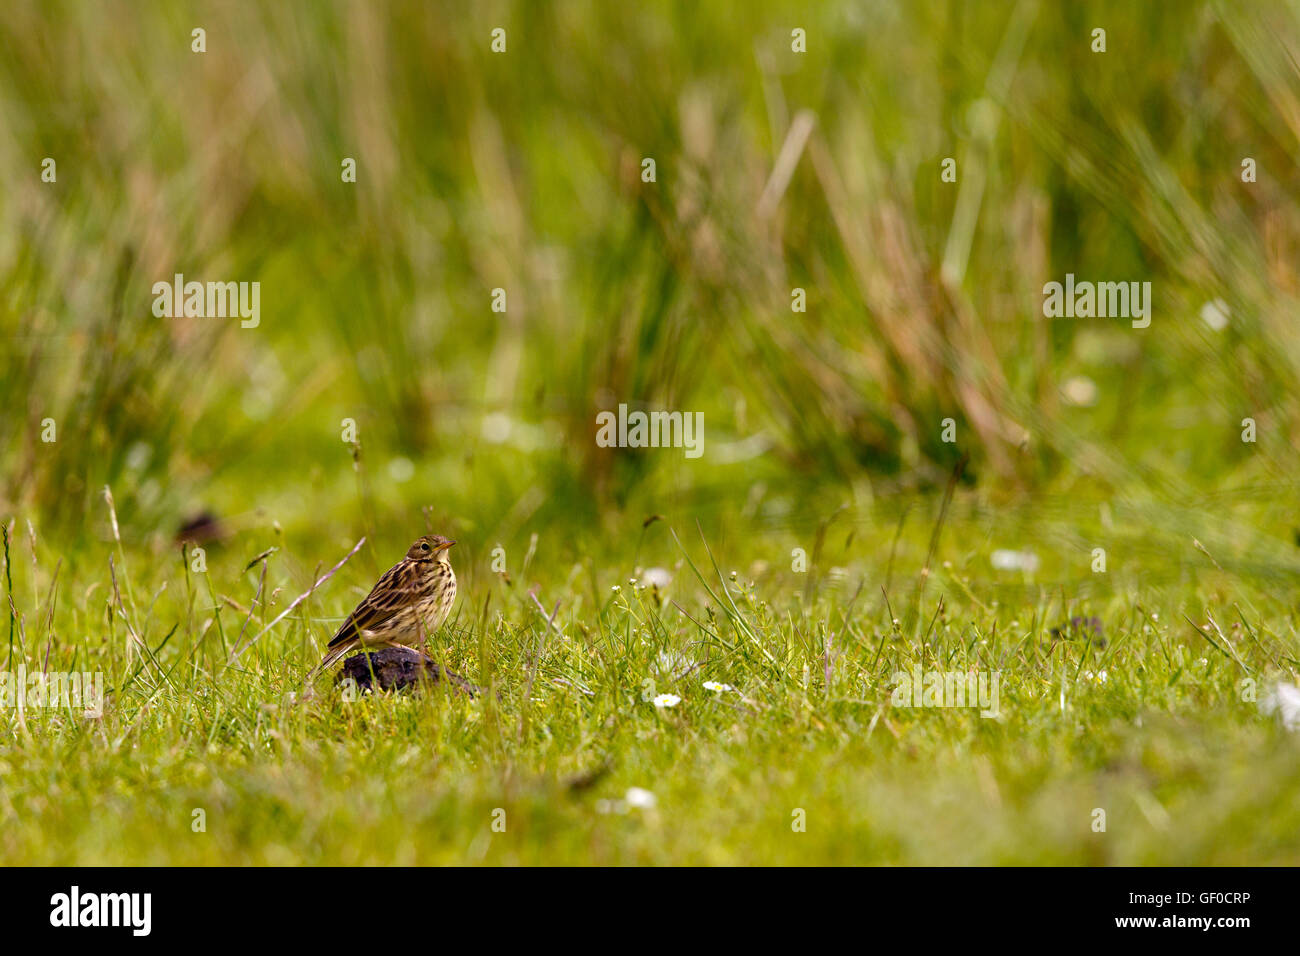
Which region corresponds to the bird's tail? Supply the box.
[308,639,356,681]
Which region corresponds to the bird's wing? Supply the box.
[327,560,414,647]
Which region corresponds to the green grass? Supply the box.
[2,489,1298,865]
[3,0,1300,864]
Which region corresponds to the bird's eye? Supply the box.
[421,542,431,552]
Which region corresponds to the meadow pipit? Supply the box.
[313,534,457,674]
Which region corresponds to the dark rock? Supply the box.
[1050,616,1105,646]
[336,647,480,696]
[177,510,227,545]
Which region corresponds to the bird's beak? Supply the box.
[438,540,456,551]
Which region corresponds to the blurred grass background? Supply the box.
[2,0,1300,564]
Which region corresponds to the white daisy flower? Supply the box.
[642,567,672,588]
[991,549,1039,572]
[653,693,681,709]
[1061,375,1098,407]
[624,787,657,809]
[1200,298,1230,332]
[1262,683,1300,732]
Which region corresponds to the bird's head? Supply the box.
[408,534,456,564]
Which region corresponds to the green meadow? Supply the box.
[1,0,1299,864]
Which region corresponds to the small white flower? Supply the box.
[1097,670,1108,684]
[1262,682,1300,732]
[624,787,657,809]
[611,585,621,592]
[481,412,513,443]
[1061,375,1098,407]
[702,680,733,693]
[991,549,1039,573]
[656,650,690,675]
[653,693,681,709]
[1200,298,1230,332]
[642,567,672,588]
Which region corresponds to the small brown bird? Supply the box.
[312,534,457,675]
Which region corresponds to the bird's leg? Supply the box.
[383,638,414,654]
